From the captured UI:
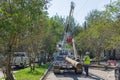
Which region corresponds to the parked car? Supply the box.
[11,52,29,68]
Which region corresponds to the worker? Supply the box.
[83,52,91,77]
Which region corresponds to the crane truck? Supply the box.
[53,2,83,74]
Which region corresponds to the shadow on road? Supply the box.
[54,71,104,80]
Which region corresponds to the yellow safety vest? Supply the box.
[83,55,90,65]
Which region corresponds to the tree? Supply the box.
[0,0,50,79]
[76,0,120,64]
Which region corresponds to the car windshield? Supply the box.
[14,54,25,57]
[56,57,65,61]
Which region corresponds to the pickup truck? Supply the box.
[11,52,29,68]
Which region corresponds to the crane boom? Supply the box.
[65,1,75,32]
[62,2,75,49]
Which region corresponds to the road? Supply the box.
[0,65,115,80]
[44,67,104,80]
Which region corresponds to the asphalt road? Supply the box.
[0,63,115,80]
[44,67,103,80]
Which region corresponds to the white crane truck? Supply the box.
[53,2,83,74]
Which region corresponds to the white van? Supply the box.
[11,52,29,68]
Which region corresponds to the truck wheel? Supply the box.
[53,66,60,74]
[15,65,19,69]
[53,67,60,74]
[23,63,27,68]
[20,63,25,68]
[22,64,25,68]
[75,68,82,74]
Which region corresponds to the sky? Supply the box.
[47,0,118,25]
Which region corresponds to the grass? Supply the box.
[14,62,51,80]
[0,78,4,80]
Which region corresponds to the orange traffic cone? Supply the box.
[107,60,111,65]
[114,60,117,66]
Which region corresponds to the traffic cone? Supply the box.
[107,60,111,65]
[114,60,117,66]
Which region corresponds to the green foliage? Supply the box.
[14,63,51,80]
[0,0,48,46]
[76,1,120,62]
[77,1,120,49]
[47,15,65,52]
[0,1,50,79]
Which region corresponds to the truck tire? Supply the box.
[53,66,60,74]
[23,63,27,68]
[75,68,82,74]
[15,65,19,69]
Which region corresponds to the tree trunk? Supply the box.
[30,58,35,72]
[113,49,116,60]
[97,48,101,65]
[32,58,35,71]
[5,33,16,80]
[97,51,100,65]
[108,50,111,60]
[38,57,42,66]
[43,53,46,64]
[5,52,14,80]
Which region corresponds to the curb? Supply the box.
[40,63,53,80]
[90,65,116,69]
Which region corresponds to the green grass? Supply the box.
[14,62,51,80]
[0,78,4,80]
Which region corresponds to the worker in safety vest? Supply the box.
[83,52,91,76]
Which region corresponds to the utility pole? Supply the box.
[110,0,112,5]
[84,21,86,30]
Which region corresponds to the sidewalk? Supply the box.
[89,60,116,80]
[90,60,117,69]
[89,68,115,80]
